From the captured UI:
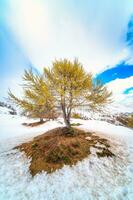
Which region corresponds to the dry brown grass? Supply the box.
[22,120,49,127]
[17,127,114,176]
[116,115,133,129]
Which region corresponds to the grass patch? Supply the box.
[96,148,115,158]
[17,127,115,176]
[72,112,82,119]
[22,120,48,127]
[116,115,133,129]
[71,123,82,126]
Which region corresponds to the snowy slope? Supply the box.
[0,114,62,153]
[0,106,13,115]
[0,114,133,200]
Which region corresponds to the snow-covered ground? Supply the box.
[0,113,133,200]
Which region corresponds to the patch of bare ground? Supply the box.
[16,127,115,176]
[22,120,49,127]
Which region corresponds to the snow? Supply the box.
[0,113,133,200]
[75,119,133,145]
[0,114,62,153]
[0,107,11,115]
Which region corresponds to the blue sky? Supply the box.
[0,0,133,102]
[124,87,133,94]
[96,61,133,84]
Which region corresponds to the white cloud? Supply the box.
[0,77,23,101]
[5,0,133,74]
[105,76,133,112]
[7,0,49,68]
[106,76,133,94]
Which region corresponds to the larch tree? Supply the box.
[44,59,112,128]
[9,59,112,128]
[9,69,56,122]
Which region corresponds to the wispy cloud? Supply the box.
[1,0,133,100]
[4,0,133,73]
[106,76,133,107]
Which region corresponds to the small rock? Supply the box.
[86,137,91,140]
[122,188,128,196]
[129,165,133,173]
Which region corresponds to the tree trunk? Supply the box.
[64,116,71,128]
[40,118,44,123]
[62,106,71,128]
[61,98,71,129]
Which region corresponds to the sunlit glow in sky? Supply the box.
[0,0,133,106]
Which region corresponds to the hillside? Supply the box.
[0,112,133,199]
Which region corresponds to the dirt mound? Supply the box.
[17,127,114,176]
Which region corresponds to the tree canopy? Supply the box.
[9,69,56,121]
[9,59,112,127]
